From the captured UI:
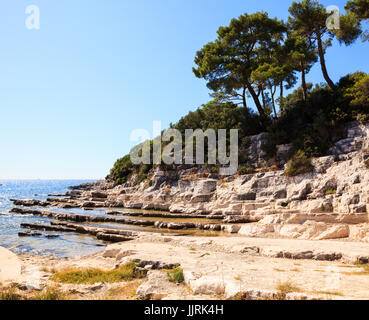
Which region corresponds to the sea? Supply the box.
[0,179,104,258]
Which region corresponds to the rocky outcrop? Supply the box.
[20,222,137,243]
[82,121,369,242]
[10,207,228,232]
[9,121,369,243]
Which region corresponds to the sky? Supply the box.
[0,0,367,179]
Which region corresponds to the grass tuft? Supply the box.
[51,262,146,284]
[276,281,302,295]
[167,267,184,284]
[342,263,369,276]
[325,188,337,195]
[0,286,22,300]
[33,287,65,300]
[284,150,314,177]
[316,291,343,297]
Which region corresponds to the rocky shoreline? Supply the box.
[10,121,369,243]
[4,233,369,300]
[4,120,369,300]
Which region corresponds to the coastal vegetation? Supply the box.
[0,285,65,301]
[107,0,369,185]
[51,262,146,285]
[284,150,314,177]
[166,267,185,284]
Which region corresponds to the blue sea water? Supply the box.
[0,180,106,258]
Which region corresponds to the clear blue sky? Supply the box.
[0,0,367,179]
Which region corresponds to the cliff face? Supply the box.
[84,121,369,242]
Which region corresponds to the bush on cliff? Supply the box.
[284,150,314,177]
[262,72,369,159]
[174,99,264,140]
[108,72,369,185]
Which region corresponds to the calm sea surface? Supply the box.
[0,179,105,258]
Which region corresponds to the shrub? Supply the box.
[344,74,369,108]
[238,166,254,175]
[167,267,184,284]
[241,138,251,149]
[276,281,302,295]
[325,188,337,195]
[51,262,146,284]
[0,286,22,300]
[261,139,277,160]
[284,150,314,177]
[321,202,334,212]
[356,113,369,124]
[107,71,369,186]
[209,167,219,174]
[33,287,65,300]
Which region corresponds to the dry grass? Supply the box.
[0,285,65,301]
[0,285,22,300]
[276,281,302,295]
[51,262,146,285]
[40,267,57,274]
[33,286,65,300]
[341,263,369,276]
[104,281,143,300]
[316,290,343,297]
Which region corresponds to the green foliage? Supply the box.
[193,12,286,115]
[343,74,369,108]
[106,2,369,184]
[321,202,334,212]
[107,154,152,186]
[167,267,184,283]
[284,150,314,177]
[51,262,146,284]
[346,0,369,19]
[209,167,219,174]
[238,166,254,175]
[288,0,328,37]
[175,100,263,139]
[262,139,278,160]
[265,81,353,158]
[346,0,369,41]
[335,12,363,45]
[325,188,337,195]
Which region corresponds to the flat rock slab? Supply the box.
[0,246,22,283]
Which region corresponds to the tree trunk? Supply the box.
[261,85,266,107]
[300,61,307,101]
[279,82,284,113]
[242,86,247,108]
[317,35,336,91]
[245,81,264,116]
[270,86,277,119]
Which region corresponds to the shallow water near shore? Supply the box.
[0,180,101,257]
[0,180,230,258]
